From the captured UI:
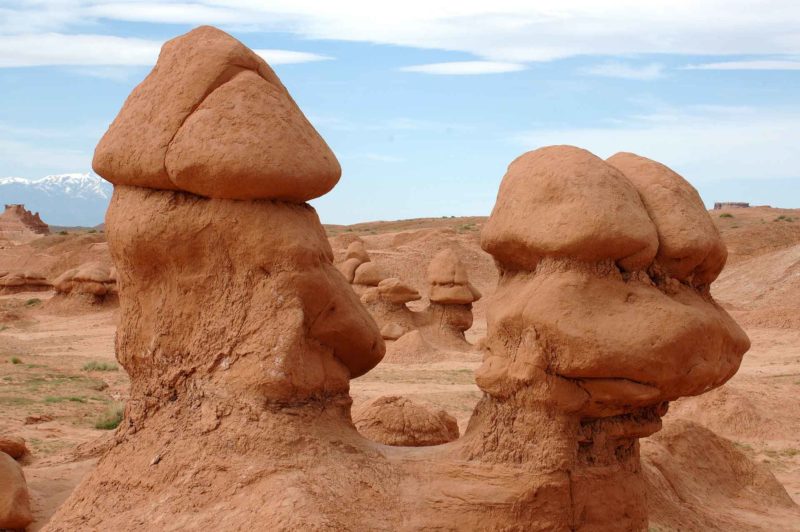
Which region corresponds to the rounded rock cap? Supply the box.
[93,25,340,202]
[607,152,727,284]
[480,145,658,271]
[427,249,480,304]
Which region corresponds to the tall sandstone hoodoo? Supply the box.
[48,26,750,531]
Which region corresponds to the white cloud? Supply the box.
[400,61,525,75]
[0,34,331,68]
[3,2,800,66]
[514,105,800,181]
[15,1,797,62]
[253,49,331,65]
[583,62,664,80]
[684,60,800,70]
[0,33,160,67]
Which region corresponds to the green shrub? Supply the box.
[95,404,124,430]
[87,229,97,234]
[25,298,41,306]
[82,361,118,372]
[719,213,734,218]
[58,230,68,235]
[45,396,87,404]
[10,357,21,364]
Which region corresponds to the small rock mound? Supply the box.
[0,270,51,294]
[353,395,459,446]
[53,262,117,300]
[382,330,445,364]
[643,419,799,530]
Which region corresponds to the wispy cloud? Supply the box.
[684,60,800,71]
[582,62,664,80]
[0,33,160,67]
[253,49,332,65]
[400,61,525,75]
[0,34,331,69]
[4,2,800,64]
[514,104,800,181]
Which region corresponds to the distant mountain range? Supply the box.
[0,173,111,227]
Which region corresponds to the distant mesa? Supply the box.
[0,204,50,243]
[713,202,750,210]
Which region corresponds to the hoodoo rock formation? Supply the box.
[0,204,50,244]
[53,262,117,304]
[47,26,750,531]
[420,248,481,349]
[473,145,749,529]
[0,270,51,294]
[361,277,421,340]
[46,26,386,531]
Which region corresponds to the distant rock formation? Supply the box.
[0,204,50,243]
[714,202,750,209]
[0,271,51,294]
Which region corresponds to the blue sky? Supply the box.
[1,1,799,224]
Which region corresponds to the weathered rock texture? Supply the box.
[46,27,751,531]
[0,270,51,294]
[353,396,460,446]
[0,204,49,243]
[0,451,33,530]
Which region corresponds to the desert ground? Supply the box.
[1,204,799,530]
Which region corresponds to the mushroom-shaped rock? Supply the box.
[93,25,339,202]
[47,26,390,531]
[469,145,750,530]
[427,249,480,305]
[0,437,27,460]
[353,396,459,446]
[54,262,117,297]
[377,278,421,305]
[0,271,51,294]
[607,152,727,285]
[353,261,385,286]
[0,452,32,530]
[481,146,658,272]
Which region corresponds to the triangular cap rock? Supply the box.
[93,26,340,202]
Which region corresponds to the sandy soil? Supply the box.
[1,207,799,530]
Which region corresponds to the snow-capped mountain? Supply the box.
[0,173,112,226]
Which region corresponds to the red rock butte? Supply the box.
[0,204,50,243]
